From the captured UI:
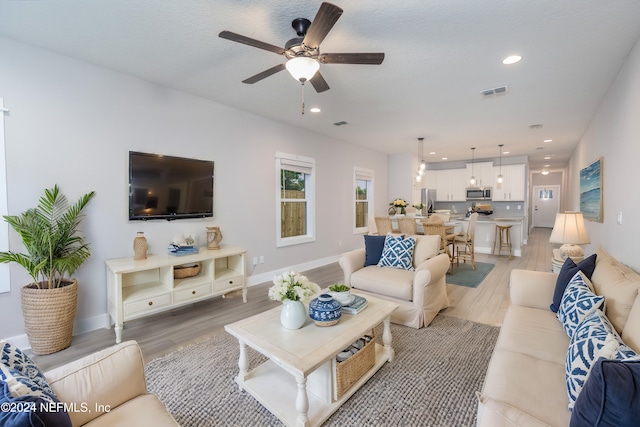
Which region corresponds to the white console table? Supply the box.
[106,245,246,343]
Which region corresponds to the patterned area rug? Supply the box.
[146,315,499,427]
[446,261,495,288]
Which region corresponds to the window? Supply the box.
[276,152,315,247]
[354,167,374,234]
[0,98,9,293]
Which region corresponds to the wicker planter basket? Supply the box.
[21,279,78,355]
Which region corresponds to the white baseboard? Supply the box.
[3,257,341,350]
[247,255,340,287]
[3,313,111,351]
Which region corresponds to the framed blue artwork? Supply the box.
[580,157,603,223]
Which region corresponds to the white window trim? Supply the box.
[353,167,374,234]
[275,152,316,248]
[0,98,9,293]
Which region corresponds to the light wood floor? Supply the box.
[32,227,553,371]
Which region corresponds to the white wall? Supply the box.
[566,35,640,271]
[0,37,388,339]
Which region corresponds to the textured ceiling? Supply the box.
[1,0,640,171]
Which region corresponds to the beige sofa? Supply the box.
[45,341,178,427]
[339,234,450,328]
[477,248,640,426]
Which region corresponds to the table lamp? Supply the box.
[549,212,590,262]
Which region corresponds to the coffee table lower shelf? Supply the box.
[237,344,387,427]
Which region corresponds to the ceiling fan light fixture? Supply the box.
[285,56,320,82]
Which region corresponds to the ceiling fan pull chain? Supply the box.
[301,81,305,115]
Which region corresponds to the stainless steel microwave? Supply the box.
[466,187,492,201]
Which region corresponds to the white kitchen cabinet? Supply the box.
[492,164,526,201]
[428,168,467,201]
[466,162,494,187]
[106,246,246,343]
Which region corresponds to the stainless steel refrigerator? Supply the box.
[420,189,437,215]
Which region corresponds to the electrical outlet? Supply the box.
[252,256,258,265]
[259,255,264,264]
[517,205,522,210]
[506,205,510,210]
[617,211,623,225]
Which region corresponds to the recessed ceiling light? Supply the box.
[544,139,552,143]
[503,55,522,65]
[544,164,551,167]
[429,152,436,155]
[544,156,551,160]
[441,157,448,160]
[503,151,510,154]
[309,107,321,113]
[541,170,550,175]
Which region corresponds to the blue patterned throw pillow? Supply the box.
[377,233,416,271]
[557,271,605,338]
[566,310,620,410]
[0,341,71,427]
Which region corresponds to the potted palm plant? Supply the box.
[0,185,95,355]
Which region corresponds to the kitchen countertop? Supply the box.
[464,216,524,222]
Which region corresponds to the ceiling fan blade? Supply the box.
[309,72,330,93]
[302,2,343,49]
[242,63,286,84]
[319,52,385,65]
[219,30,284,55]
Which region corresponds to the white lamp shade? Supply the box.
[285,57,320,81]
[549,212,590,245]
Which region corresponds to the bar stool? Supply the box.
[493,224,513,258]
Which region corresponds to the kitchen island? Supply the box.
[461,216,525,257]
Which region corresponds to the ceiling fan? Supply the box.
[218,2,385,93]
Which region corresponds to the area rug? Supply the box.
[446,261,495,288]
[146,315,500,427]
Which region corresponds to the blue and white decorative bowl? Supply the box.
[309,294,342,327]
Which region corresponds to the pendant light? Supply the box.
[415,137,425,182]
[497,144,504,187]
[469,147,477,186]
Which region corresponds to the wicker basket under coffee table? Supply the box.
[225,295,398,427]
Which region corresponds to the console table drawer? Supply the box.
[174,283,212,303]
[214,276,244,292]
[124,293,171,316]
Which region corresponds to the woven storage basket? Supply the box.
[173,263,201,279]
[21,279,78,355]
[335,329,376,398]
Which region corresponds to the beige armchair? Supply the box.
[339,234,450,328]
[45,341,178,427]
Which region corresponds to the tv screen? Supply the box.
[129,151,214,220]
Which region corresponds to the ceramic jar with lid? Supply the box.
[308,293,342,327]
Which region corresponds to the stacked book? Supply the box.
[341,295,368,315]
[168,244,199,256]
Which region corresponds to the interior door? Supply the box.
[532,185,560,228]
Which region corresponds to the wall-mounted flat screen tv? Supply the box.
[129,151,214,221]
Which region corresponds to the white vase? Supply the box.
[280,299,307,329]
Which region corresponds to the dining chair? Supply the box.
[451,212,478,269]
[374,217,398,235]
[422,217,456,273]
[397,217,418,235]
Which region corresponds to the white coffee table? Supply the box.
[224,294,398,427]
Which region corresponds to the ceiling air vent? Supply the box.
[333,121,348,126]
[480,85,509,98]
